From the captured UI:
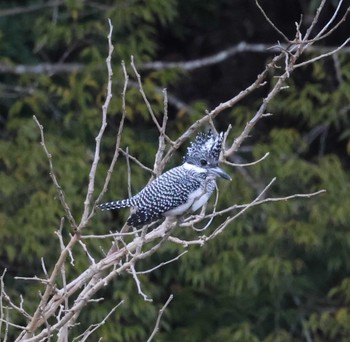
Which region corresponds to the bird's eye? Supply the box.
[200,159,207,166]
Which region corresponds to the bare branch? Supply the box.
[294,37,350,68]
[130,56,173,147]
[2,42,350,77]
[332,53,344,84]
[14,276,49,284]
[1,276,32,321]
[142,42,282,70]
[0,0,64,17]
[182,188,326,226]
[255,0,290,42]
[0,62,84,75]
[130,265,153,302]
[142,42,350,72]
[56,221,69,342]
[117,147,154,174]
[72,300,124,342]
[313,0,344,40]
[0,317,27,332]
[136,251,188,274]
[95,60,128,207]
[81,226,145,239]
[26,20,116,332]
[153,89,169,177]
[80,19,114,229]
[19,218,177,340]
[125,147,132,198]
[223,152,270,167]
[147,294,173,342]
[33,115,77,229]
[20,234,81,339]
[314,6,350,42]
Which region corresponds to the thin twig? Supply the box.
[294,37,350,69]
[131,56,161,131]
[147,294,173,342]
[130,56,173,146]
[56,218,69,342]
[33,115,77,229]
[72,300,124,342]
[130,265,152,302]
[118,147,154,174]
[312,6,350,42]
[304,0,327,40]
[136,251,188,274]
[314,0,344,40]
[332,53,343,84]
[81,226,145,239]
[80,19,114,228]
[95,60,128,207]
[169,188,326,248]
[255,0,290,42]
[223,152,270,167]
[78,240,96,265]
[0,286,32,320]
[181,188,326,227]
[153,89,169,177]
[0,318,27,331]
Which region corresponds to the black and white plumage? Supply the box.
[98,131,231,226]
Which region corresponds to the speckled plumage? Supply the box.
[98,131,231,226]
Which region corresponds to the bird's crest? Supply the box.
[184,130,224,166]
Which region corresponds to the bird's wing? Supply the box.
[134,166,202,209]
[127,167,202,225]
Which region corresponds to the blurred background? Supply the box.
[1,0,350,340]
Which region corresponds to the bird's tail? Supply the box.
[97,199,131,211]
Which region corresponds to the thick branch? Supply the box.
[1,43,350,76]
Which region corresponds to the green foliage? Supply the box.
[155,55,350,340]
[1,1,350,341]
[0,1,179,340]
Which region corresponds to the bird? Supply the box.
[98,130,231,226]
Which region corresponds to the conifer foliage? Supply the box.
[1,1,350,341]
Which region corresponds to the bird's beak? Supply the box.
[210,166,232,181]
